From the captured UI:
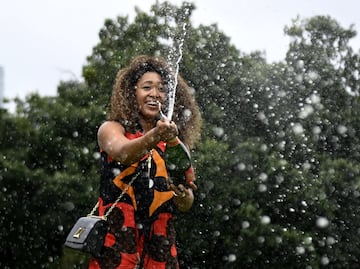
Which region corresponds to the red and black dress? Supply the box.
[89,131,180,269]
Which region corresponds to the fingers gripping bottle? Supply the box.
[165,137,195,187]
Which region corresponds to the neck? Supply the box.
[139,117,157,133]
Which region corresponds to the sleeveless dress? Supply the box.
[88,131,179,269]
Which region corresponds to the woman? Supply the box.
[89,55,202,269]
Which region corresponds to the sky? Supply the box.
[1,0,360,110]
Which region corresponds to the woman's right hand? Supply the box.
[156,118,178,142]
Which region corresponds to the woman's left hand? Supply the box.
[171,184,194,212]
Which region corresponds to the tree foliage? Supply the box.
[1,2,360,268]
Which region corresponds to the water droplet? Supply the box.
[316,217,329,228]
[228,254,236,262]
[292,123,304,135]
[296,246,305,255]
[321,255,330,265]
[242,221,250,229]
[261,215,271,225]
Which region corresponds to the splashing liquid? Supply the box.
[166,22,187,121]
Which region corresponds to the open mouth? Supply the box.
[146,101,159,108]
[144,101,161,113]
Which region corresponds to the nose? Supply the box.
[149,86,162,98]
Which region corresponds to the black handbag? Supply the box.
[64,215,108,258]
[64,169,140,258]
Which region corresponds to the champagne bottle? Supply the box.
[165,137,195,186]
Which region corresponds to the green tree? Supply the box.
[0,84,102,267]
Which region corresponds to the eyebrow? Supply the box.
[139,80,163,85]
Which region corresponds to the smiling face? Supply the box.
[135,72,167,121]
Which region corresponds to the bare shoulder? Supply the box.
[97,121,126,145]
[98,121,125,135]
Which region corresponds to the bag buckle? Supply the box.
[73,227,85,238]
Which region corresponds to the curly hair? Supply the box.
[107,55,202,149]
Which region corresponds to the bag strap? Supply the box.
[88,149,154,220]
[87,162,144,221]
[88,171,140,220]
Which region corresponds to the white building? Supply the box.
[0,66,3,107]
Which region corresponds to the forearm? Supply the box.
[98,121,163,165]
[98,119,178,165]
[115,128,161,165]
